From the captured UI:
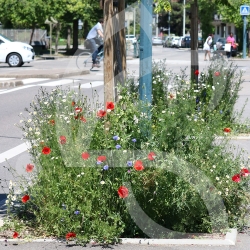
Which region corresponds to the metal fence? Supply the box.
[0,29,47,44]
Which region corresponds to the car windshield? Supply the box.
[0,34,12,42]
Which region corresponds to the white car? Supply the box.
[152,37,163,45]
[126,35,137,44]
[0,34,34,67]
[171,36,180,47]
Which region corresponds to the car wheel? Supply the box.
[7,53,22,67]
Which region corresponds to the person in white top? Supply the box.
[86,19,104,68]
[203,34,214,61]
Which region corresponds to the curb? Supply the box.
[120,229,237,245]
[0,70,90,89]
[0,226,237,246]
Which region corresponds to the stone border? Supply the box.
[0,227,237,246]
[119,229,237,245]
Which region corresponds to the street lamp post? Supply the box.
[45,17,58,56]
[183,0,186,36]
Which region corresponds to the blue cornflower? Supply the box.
[127,161,133,167]
[74,210,80,215]
[96,161,102,164]
[196,96,200,104]
[103,165,109,170]
[132,138,136,143]
[116,144,121,149]
[113,135,119,140]
[128,169,131,173]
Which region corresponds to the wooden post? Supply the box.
[117,0,126,82]
[104,0,115,104]
[190,0,199,85]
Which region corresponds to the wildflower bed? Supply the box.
[1,60,250,245]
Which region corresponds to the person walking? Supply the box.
[86,19,104,68]
[203,34,214,61]
[226,33,237,59]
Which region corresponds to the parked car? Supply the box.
[0,34,34,67]
[215,37,237,57]
[198,37,203,48]
[182,36,191,48]
[163,36,171,47]
[126,35,137,44]
[170,36,180,47]
[216,38,226,50]
[152,37,163,45]
[176,36,185,48]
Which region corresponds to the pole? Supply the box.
[168,12,170,37]
[156,13,158,37]
[190,0,199,85]
[243,15,247,59]
[50,23,52,55]
[133,7,136,36]
[139,0,152,103]
[183,0,186,37]
[139,0,153,136]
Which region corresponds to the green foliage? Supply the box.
[3,60,250,243]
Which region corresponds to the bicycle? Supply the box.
[76,47,104,71]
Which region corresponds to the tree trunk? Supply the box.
[190,0,199,85]
[55,23,61,55]
[67,26,71,50]
[113,0,126,99]
[73,19,79,51]
[29,26,35,45]
[103,0,115,104]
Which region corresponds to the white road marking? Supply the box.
[0,143,30,164]
[0,85,35,95]
[0,78,15,81]
[38,79,80,87]
[22,78,50,84]
[72,81,104,88]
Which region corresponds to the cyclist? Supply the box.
[86,19,104,68]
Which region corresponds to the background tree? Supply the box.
[0,0,53,44]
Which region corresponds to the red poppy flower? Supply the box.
[21,195,30,203]
[97,110,107,118]
[42,146,51,155]
[13,232,19,238]
[97,155,106,162]
[82,152,90,160]
[194,70,199,76]
[240,168,250,177]
[117,186,129,198]
[134,160,144,171]
[80,116,87,123]
[72,101,76,106]
[59,136,67,145]
[148,152,156,161]
[223,127,231,133]
[232,174,241,183]
[26,163,34,173]
[66,232,76,240]
[214,71,220,76]
[106,102,115,110]
[49,119,55,125]
[75,107,82,113]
